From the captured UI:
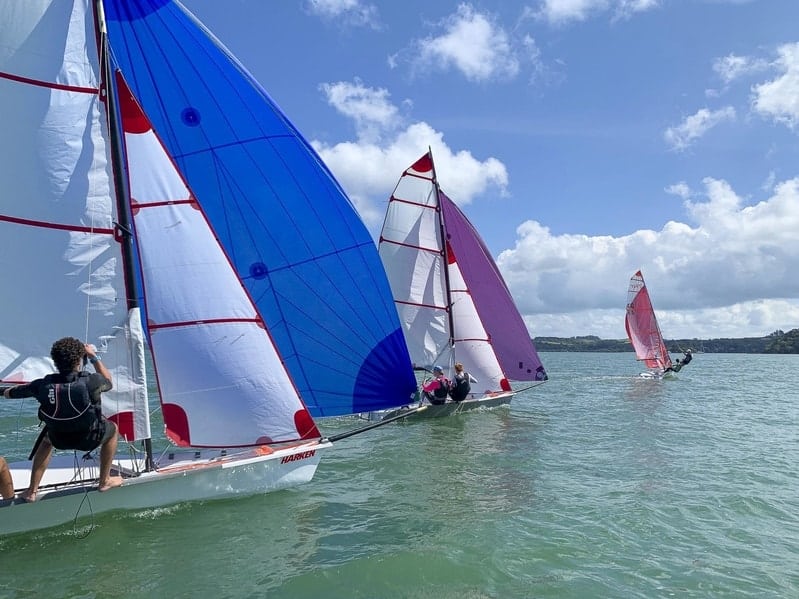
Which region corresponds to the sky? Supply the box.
[181,0,799,340]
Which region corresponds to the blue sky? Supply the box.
[182,0,799,340]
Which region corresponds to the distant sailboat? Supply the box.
[375,151,547,419]
[0,0,416,536]
[624,270,673,377]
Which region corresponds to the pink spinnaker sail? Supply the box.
[625,270,672,371]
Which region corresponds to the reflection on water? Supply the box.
[623,375,668,403]
[3,352,799,598]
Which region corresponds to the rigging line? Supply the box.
[72,489,96,539]
[70,451,97,539]
[324,405,429,442]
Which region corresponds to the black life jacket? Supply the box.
[449,375,471,401]
[36,372,98,433]
[432,377,451,399]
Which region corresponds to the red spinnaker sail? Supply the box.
[625,271,672,371]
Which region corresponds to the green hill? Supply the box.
[533,329,799,353]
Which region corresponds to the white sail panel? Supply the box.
[99,308,151,442]
[122,88,313,446]
[0,0,150,441]
[147,322,307,445]
[379,173,450,368]
[448,257,504,391]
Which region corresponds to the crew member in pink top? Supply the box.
[422,365,451,405]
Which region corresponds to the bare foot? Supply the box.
[19,489,37,503]
[98,476,123,492]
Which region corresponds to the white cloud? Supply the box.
[313,79,799,339]
[713,53,769,84]
[614,0,660,21]
[314,79,507,226]
[495,176,799,338]
[305,0,379,28]
[534,0,659,25]
[411,4,522,82]
[665,182,692,200]
[664,106,736,151]
[752,42,799,129]
[319,80,401,143]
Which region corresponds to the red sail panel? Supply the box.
[625,271,672,371]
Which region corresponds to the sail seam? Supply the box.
[395,299,448,311]
[380,238,440,254]
[390,196,437,210]
[148,317,262,331]
[0,70,97,94]
[0,214,113,234]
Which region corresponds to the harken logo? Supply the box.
[280,450,316,464]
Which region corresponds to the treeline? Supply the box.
[533,329,799,354]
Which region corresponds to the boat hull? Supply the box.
[372,391,516,422]
[0,441,330,537]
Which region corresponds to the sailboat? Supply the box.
[374,151,548,420]
[0,0,417,537]
[624,270,673,378]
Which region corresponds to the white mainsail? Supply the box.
[0,0,150,441]
[377,151,547,420]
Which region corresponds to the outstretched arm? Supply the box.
[2,383,34,399]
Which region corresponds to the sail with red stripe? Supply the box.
[379,150,547,394]
[116,73,318,446]
[0,0,150,442]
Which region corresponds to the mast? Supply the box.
[94,0,154,470]
[428,148,456,358]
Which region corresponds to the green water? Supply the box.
[1,352,798,598]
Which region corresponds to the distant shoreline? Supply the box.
[533,330,799,353]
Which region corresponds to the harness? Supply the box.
[36,372,98,433]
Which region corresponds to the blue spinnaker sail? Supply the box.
[104,0,416,416]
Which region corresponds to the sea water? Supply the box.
[1,352,797,598]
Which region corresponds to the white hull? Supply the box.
[368,391,516,422]
[638,370,676,380]
[0,440,330,537]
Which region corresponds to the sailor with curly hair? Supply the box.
[2,337,123,501]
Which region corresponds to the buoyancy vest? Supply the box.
[35,372,98,433]
[432,377,451,399]
[449,374,471,401]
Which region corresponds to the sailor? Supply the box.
[2,337,123,501]
[422,365,451,405]
[450,362,477,402]
[665,349,693,373]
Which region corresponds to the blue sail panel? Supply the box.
[104,0,416,416]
